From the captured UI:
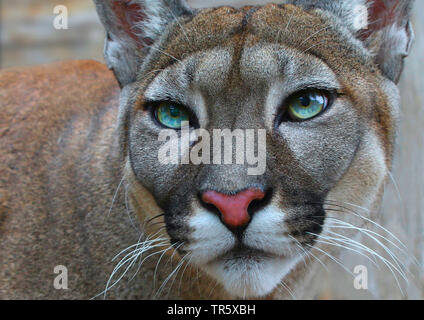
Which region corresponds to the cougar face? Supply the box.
[95,0,413,298]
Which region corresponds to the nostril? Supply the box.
[200,188,266,231]
[247,188,273,217]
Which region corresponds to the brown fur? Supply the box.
[0,60,232,300]
[0,0,416,299]
[0,60,121,298]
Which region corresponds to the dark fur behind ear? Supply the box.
[361,0,415,83]
[93,0,192,87]
[292,0,414,83]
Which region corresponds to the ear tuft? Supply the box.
[140,0,192,41]
[94,0,192,87]
[298,0,414,83]
[359,0,414,83]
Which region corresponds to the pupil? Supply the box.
[169,106,180,117]
[300,96,310,107]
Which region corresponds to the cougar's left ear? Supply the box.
[359,0,415,83]
[306,0,414,83]
[94,0,192,87]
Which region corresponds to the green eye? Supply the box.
[287,90,329,121]
[155,102,190,129]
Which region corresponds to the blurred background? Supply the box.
[1,0,422,299]
[0,0,265,68]
[0,0,104,68]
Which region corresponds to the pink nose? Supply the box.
[201,188,265,229]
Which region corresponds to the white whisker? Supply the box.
[153,242,181,290]
[387,171,407,228]
[325,200,409,252]
[154,253,189,298]
[326,218,412,272]
[310,231,407,295]
[107,176,125,217]
[279,280,296,300]
[306,243,353,276]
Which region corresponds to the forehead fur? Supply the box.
[136,4,384,119]
[140,4,377,83]
[134,3,397,161]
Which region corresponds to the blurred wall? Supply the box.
[0,0,283,69]
[0,0,105,68]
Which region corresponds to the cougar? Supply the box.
[0,0,418,299]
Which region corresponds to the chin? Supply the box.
[202,253,301,298]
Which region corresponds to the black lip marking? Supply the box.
[286,200,326,247]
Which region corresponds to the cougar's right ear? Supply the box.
[298,0,415,83]
[94,0,192,87]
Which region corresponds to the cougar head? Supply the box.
[94,0,413,298]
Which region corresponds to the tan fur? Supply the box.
[0,1,417,299]
[0,60,231,300]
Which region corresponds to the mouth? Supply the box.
[216,245,276,262]
[201,244,300,298]
[181,207,313,297]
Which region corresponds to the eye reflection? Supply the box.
[287,90,329,121]
[155,102,190,129]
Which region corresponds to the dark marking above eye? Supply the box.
[242,7,259,27]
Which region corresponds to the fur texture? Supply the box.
[0,0,417,299]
